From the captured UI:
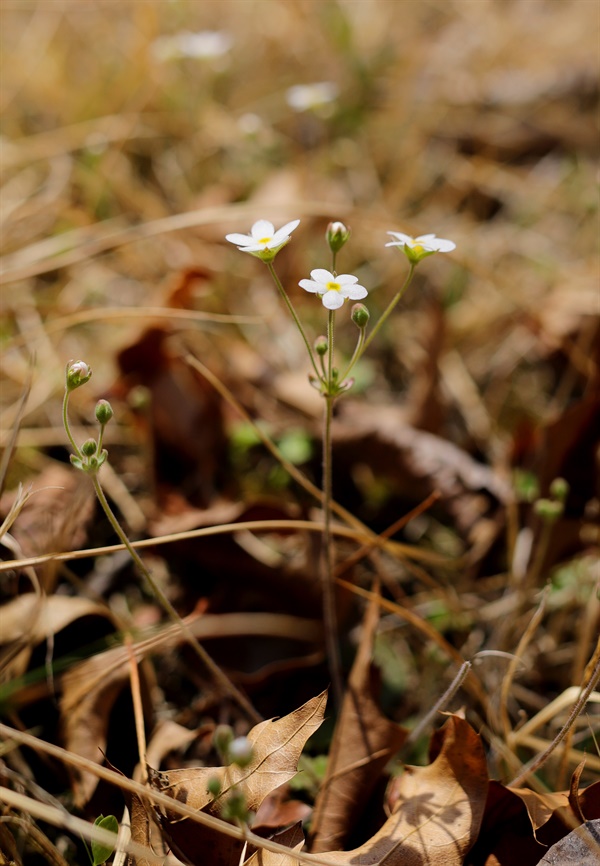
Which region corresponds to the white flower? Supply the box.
[151,30,232,62]
[286,82,339,113]
[299,268,368,311]
[225,219,300,260]
[385,231,456,264]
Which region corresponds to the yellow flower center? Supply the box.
[326,281,341,292]
[411,243,424,254]
[259,236,272,244]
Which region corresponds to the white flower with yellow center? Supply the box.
[299,268,368,311]
[226,219,300,261]
[385,231,456,264]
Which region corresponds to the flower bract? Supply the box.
[299,268,367,311]
[225,219,300,261]
[385,231,456,264]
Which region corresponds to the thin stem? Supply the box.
[339,327,366,383]
[96,422,106,455]
[62,390,82,459]
[91,473,261,724]
[266,261,320,379]
[361,263,416,357]
[321,311,344,711]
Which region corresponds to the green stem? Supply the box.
[321,312,343,710]
[361,263,416,357]
[339,327,366,384]
[90,473,261,724]
[96,423,106,455]
[266,262,320,379]
[63,390,82,459]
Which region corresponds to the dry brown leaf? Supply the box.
[506,786,569,832]
[126,792,157,866]
[538,819,600,865]
[59,610,320,806]
[310,586,408,852]
[148,690,327,866]
[60,641,153,807]
[243,823,305,865]
[333,401,511,539]
[145,719,201,772]
[323,714,488,865]
[0,592,113,681]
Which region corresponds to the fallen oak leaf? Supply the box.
[148,690,327,866]
[321,714,488,865]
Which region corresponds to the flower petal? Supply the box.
[345,284,368,300]
[299,279,321,293]
[278,219,301,236]
[416,234,436,242]
[310,268,335,283]
[225,232,254,245]
[386,231,412,244]
[251,220,275,239]
[430,238,456,252]
[267,228,292,247]
[322,291,345,310]
[335,274,359,286]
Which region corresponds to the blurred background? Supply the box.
[2,0,597,419]
[0,0,599,833]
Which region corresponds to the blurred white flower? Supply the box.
[299,268,367,311]
[151,30,232,62]
[225,219,300,260]
[286,82,339,113]
[385,231,456,264]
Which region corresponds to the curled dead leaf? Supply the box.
[149,690,327,866]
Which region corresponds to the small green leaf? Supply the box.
[91,814,118,865]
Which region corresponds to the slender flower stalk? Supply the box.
[361,262,416,355]
[322,309,343,709]
[224,218,455,716]
[266,262,321,379]
[63,377,261,725]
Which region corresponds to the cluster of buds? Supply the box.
[65,362,113,475]
[534,477,569,523]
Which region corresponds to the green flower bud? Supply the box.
[326,221,351,254]
[207,776,222,798]
[549,477,569,503]
[66,360,92,391]
[534,498,563,522]
[314,336,328,356]
[351,303,370,328]
[95,399,114,425]
[82,438,98,457]
[213,724,234,758]
[221,790,249,823]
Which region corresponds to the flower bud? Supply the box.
[81,438,98,457]
[314,336,328,356]
[549,477,569,503]
[66,360,92,391]
[213,725,234,758]
[207,776,222,797]
[351,303,370,328]
[95,399,114,425]
[228,736,254,768]
[326,221,351,254]
[221,790,249,823]
[534,498,563,522]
